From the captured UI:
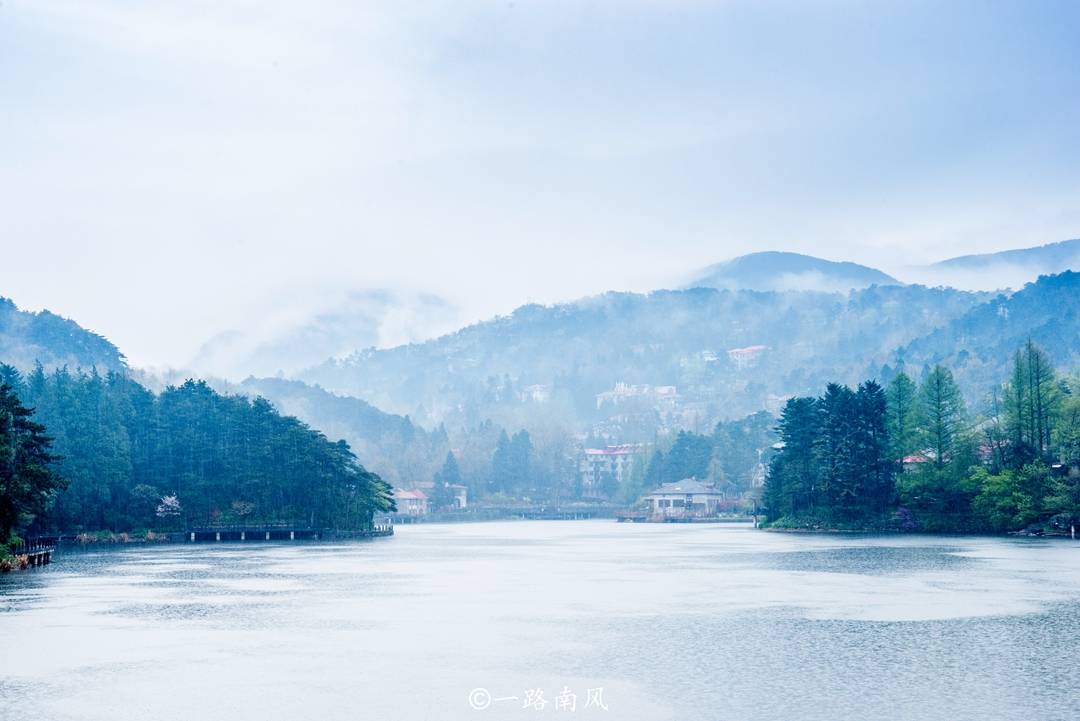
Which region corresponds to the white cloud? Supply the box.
[2,1,1079,369]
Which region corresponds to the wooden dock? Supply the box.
[183,525,394,542]
[1,541,55,571]
[25,547,54,566]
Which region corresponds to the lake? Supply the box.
[2,521,1079,721]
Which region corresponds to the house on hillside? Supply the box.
[644,479,725,519]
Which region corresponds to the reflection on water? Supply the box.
[1,522,1079,721]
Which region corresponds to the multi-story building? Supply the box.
[580,444,644,498]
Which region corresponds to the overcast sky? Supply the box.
[3,1,1080,369]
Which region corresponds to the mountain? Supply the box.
[908,238,1080,291]
[190,289,459,380]
[236,377,449,486]
[688,251,900,293]
[302,284,986,431]
[895,271,1080,393]
[0,297,126,372]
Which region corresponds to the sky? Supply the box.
[2,0,1080,371]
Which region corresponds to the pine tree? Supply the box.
[886,371,918,460]
[918,365,966,469]
[0,379,64,542]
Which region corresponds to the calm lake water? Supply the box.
[2,521,1079,721]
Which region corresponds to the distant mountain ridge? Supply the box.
[895,271,1080,389]
[904,238,1080,290]
[0,297,126,372]
[689,251,900,293]
[302,283,987,428]
[932,238,1080,272]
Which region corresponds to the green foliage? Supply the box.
[0,378,64,541]
[765,340,1080,533]
[918,365,967,469]
[764,381,894,524]
[886,371,919,459]
[0,365,393,534]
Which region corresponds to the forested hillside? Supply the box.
[237,377,451,486]
[897,272,1080,395]
[303,284,987,427]
[0,298,125,372]
[0,364,394,535]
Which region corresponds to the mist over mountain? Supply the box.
[894,271,1080,391]
[235,377,449,487]
[189,289,460,380]
[0,297,126,372]
[903,238,1080,290]
[302,284,987,432]
[689,251,900,293]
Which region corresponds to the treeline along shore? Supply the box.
[764,340,1080,534]
[1,363,395,567]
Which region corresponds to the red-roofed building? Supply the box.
[393,488,429,516]
[901,454,931,471]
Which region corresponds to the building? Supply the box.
[449,484,468,509]
[580,444,643,497]
[727,345,769,369]
[644,479,725,519]
[901,454,931,472]
[413,482,468,510]
[393,488,429,516]
[519,384,553,403]
[595,382,677,410]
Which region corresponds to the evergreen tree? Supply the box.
[0,377,64,542]
[430,451,461,510]
[764,397,820,520]
[664,431,713,482]
[490,430,513,494]
[918,365,966,469]
[509,430,533,495]
[886,371,918,460]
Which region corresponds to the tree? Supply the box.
[854,380,894,515]
[430,451,461,510]
[918,365,966,469]
[815,383,858,512]
[0,381,64,542]
[664,431,712,482]
[763,396,820,520]
[886,371,918,460]
[4,369,394,533]
[509,430,533,495]
[490,430,513,495]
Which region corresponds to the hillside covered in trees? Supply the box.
[236,377,451,488]
[0,297,126,373]
[0,364,394,538]
[764,341,1080,533]
[304,284,987,427]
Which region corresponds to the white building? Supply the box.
[644,479,725,519]
[580,444,643,497]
